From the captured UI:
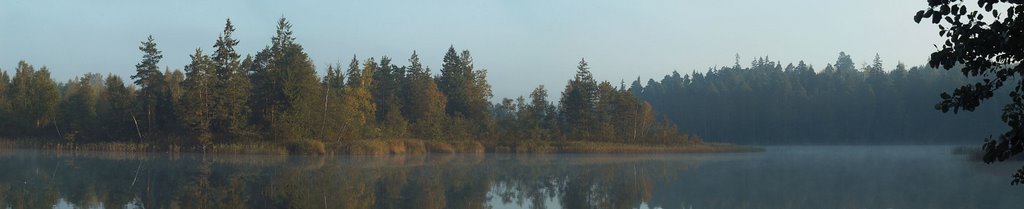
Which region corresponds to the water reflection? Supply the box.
[0,146,1021,209]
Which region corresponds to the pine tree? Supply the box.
[132,35,165,135]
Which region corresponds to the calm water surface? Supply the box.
[1,146,1021,209]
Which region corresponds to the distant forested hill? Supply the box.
[634,53,1006,144]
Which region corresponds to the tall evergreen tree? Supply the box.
[401,51,447,139]
[0,69,10,134]
[132,35,165,134]
[249,17,321,140]
[160,68,186,137]
[99,74,136,141]
[437,47,492,122]
[346,55,361,88]
[320,64,345,140]
[373,56,407,137]
[210,19,251,139]
[559,58,598,140]
[181,49,215,146]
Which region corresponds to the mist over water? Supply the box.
[0,146,1018,209]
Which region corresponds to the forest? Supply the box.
[635,52,1007,144]
[0,18,698,153]
[3,18,988,150]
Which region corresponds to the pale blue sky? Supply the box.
[0,0,940,100]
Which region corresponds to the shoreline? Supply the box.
[0,139,763,155]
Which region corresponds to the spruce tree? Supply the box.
[181,49,215,146]
[559,58,598,140]
[335,57,377,140]
[402,51,447,139]
[372,56,407,137]
[210,19,251,139]
[100,74,136,141]
[0,70,10,134]
[251,17,321,141]
[436,47,492,137]
[161,68,186,137]
[320,64,345,140]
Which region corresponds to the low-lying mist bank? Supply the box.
[0,138,762,155]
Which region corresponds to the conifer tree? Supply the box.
[210,19,251,139]
[320,64,345,140]
[250,17,321,141]
[333,57,377,140]
[132,35,164,134]
[0,70,10,134]
[437,47,492,138]
[181,49,215,146]
[401,51,447,139]
[373,56,407,137]
[160,68,186,137]
[559,58,598,140]
[99,74,136,141]
[346,55,361,87]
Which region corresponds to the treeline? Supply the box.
[0,18,693,149]
[634,52,1006,144]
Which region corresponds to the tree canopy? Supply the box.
[0,17,698,149]
[915,0,1024,184]
[635,53,1004,145]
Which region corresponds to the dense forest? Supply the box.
[634,53,1006,144]
[0,18,694,150]
[2,19,994,148]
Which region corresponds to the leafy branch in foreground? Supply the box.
[915,0,1024,184]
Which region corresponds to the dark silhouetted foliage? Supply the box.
[915,0,1024,184]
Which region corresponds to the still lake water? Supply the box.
[0,146,1021,209]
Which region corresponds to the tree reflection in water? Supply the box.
[1,147,1022,209]
[0,151,704,209]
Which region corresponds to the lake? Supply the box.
[0,145,1021,209]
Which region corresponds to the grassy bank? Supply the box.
[0,138,762,155]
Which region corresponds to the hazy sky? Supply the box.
[0,0,941,100]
